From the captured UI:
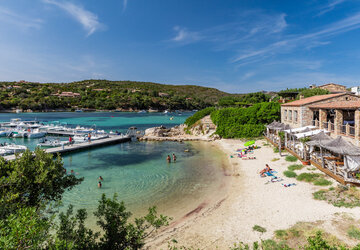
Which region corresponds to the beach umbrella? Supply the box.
[244,140,255,146]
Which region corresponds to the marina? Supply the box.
[3,134,132,161]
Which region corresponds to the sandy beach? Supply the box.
[147,138,360,249]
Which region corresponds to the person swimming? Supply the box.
[98,181,102,188]
[70,170,74,175]
[99,176,103,181]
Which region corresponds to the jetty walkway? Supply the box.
[4,135,132,161]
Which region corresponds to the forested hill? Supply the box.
[0,80,239,111]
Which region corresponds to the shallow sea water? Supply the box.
[0,112,228,227]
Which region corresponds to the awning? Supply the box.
[293,129,326,139]
[284,125,316,134]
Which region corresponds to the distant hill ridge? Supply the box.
[0,79,241,112]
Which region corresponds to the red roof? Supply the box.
[281,93,345,107]
[309,101,360,110]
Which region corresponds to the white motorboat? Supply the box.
[163,110,169,114]
[0,131,7,137]
[27,129,47,139]
[0,143,27,154]
[73,133,109,142]
[0,148,12,156]
[11,130,28,138]
[37,138,69,148]
[138,110,147,113]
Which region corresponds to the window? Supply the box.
[284,110,287,120]
[289,110,292,121]
[294,111,298,122]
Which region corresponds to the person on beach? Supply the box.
[172,153,177,162]
[260,164,272,177]
[98,181,102,188]
[99,176,103,181]
[167,155,171,163]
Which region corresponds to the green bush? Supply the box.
[273,147,279,153]
[283,170,297,178]
[313,190,327,200]
[285,155,298,162]
[313,178,332,186]
[275,230,288,239]
[288,164,304,171]
[252,225,267,233]
[210,102,280,138]
[297,173,321,182]
[184,107,216,127]
[348,226,360,240]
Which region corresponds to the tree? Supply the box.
[0,207,52,250]
[0,149,83,218]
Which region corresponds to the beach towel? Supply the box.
[282,183,296,187]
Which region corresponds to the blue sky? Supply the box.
[1,0,360,93]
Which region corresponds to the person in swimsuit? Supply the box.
[98,181,102,188]
[172,153,177,162]
[167,155,171,163]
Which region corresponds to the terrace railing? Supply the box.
[350,125,355,137]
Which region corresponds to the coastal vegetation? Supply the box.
[277,87,330,99]
[285,155,298,162]
[217,92,270,107]
[283,170,297,178]
[313,186,360,208]
[0,80,238,111]
[184,107,216,127]
[210,102,281,138]
[0,150,169,249]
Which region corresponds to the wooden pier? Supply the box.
[4,135,132,161]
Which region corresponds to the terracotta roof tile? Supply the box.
[281,93,344,107]
[309,101,360,109]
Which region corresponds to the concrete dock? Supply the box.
[4,135,132,161]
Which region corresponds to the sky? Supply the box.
[1,0,360,93]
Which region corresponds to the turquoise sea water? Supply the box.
[0,112,227,226]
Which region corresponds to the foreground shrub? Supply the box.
[283,170,297,178]
[313,178,332,186]
[285,155,298,162]
[252,225,267,233]
[288,164,304,171]
[297,173,321,182]
[348,226,360,240]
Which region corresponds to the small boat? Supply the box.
[37,138,69,148]
[0,143,27,154]
[73,133,109,142]
[0,131,7,137]
[27,129,47,139]
[138,110,147,114]
[11,130,27,138]
[0,148,12,156]
[75,109,83,112]
[15,109,22,114]
[163,110,169,114]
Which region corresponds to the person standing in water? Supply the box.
[166,155,171,163]
[98,181,102,188]
[172,153,177,163]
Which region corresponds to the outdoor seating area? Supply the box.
[266,122,360,185]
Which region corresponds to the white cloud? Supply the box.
[232,11,360,63]
[0,7,43,30]
[171,26,202,44]
[42,0,103,36]
[170,11,287,47]
[123,0,128,12]
[318,0,346,16]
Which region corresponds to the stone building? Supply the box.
[281,92,359,125]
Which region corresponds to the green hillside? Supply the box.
[0,80,238,111]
